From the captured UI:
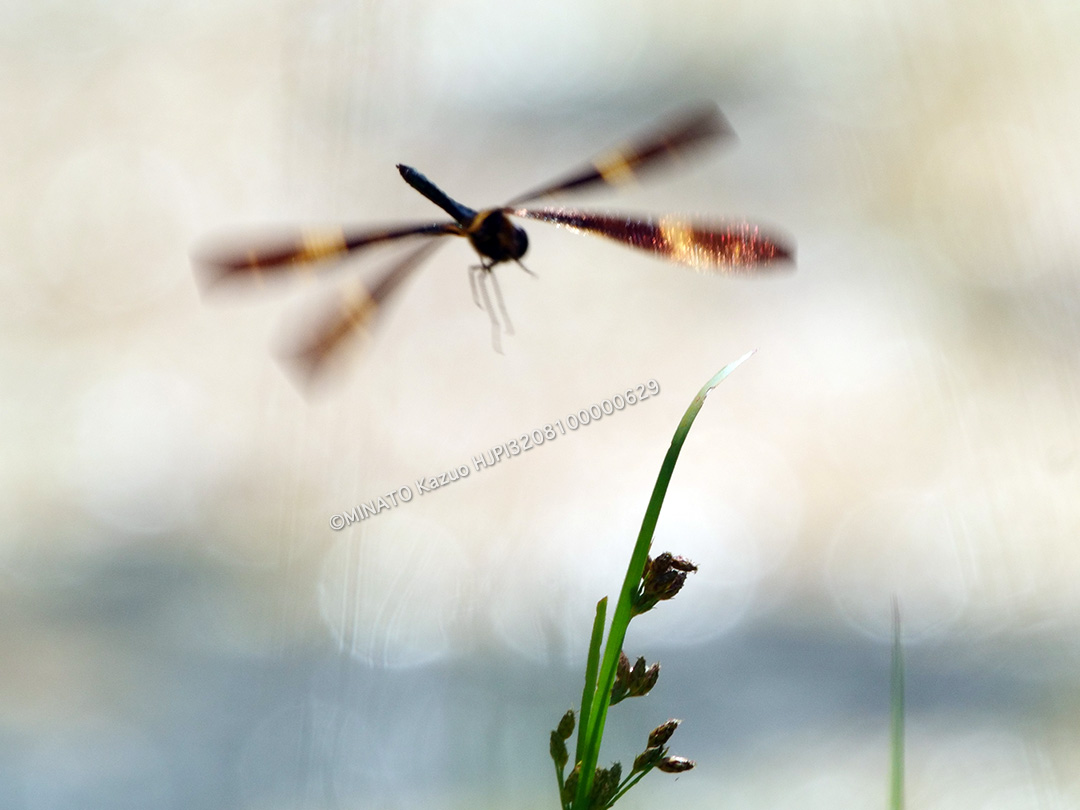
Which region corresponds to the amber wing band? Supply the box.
[511,208,791,270]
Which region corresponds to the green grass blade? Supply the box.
[575,598,608,767]
[889,597,905,810]
[572,354,755,810]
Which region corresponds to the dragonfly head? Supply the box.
[468,209,529,267]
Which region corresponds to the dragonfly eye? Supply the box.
[511,227,528,259]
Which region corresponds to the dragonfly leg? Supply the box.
[488,270,514,336]
[475,271,504,353]
[468,265,483,308]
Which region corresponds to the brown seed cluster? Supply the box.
[632,552,699,615]
[549,551,699,810]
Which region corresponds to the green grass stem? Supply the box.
[571,353,755,810]
[889,598,905,810]
[575,598,608,769]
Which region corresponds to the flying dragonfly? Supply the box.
[194,103,793,383]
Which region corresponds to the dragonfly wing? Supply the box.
[276,239,446,388]
[513,207,793,270]
[192,221,458,290]
[506,104,735,206]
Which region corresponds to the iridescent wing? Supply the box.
[510,208,793,270]
[505,103,735,206]
[277,240,446,386]
[192,221,458,289]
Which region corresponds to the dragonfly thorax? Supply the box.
[466,209,528,267]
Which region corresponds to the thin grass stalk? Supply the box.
[571,353,755,810]
[889,597,905,810]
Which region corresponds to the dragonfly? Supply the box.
[194,102,793,383]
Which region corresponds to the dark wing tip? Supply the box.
[673,101,737,144]
[272,300,371,394]
[746,230,795,268]
[722,225,796,271]
[274,338,339,396]
[190,237,257,294]
[771,240,795,266]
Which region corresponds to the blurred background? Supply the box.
[3,0,1080,807]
